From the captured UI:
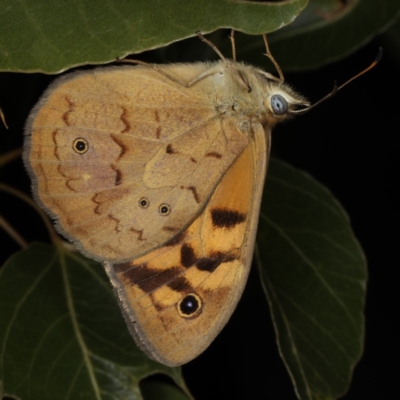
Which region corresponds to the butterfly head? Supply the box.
[263,81,310,127]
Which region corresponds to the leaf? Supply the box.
[256,159,367,400]
[140,381,191,400]
[0,159,368,399]
[0,0,307,73]
[0,243,190,400]
[229,0,400,71]
[269,0,400,70]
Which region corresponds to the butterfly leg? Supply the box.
[228,29,236,62]
[120,31,247,89]
[261,35,285,83]
[196,31,227,62]
[119,57,226,88]
[117,58,191,86]
[196,30,281,87]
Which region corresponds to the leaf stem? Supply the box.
[0,214,28,248]
[0,182,59,244]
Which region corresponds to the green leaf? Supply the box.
[257,159,367,400]
[229,0,400,71]
[0,243,190,400]
[140,380,191,400]
[0,159,368,399]
[269,0,400,70]
[0,0,307,73]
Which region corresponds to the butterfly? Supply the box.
[23,31,379,366]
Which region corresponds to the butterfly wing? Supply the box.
[24,64,248,263]
[104,121,269,366]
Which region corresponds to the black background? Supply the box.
[0,25,398,399]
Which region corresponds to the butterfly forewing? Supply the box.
[24,65,248,263]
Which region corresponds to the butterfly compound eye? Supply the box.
[271,94,288,115]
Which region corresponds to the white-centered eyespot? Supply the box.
[159,203,171,216]
[139,197,150,208]
[72,138,89,154]
[177,293,202,318]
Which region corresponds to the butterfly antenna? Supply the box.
[289,47,383,115]
[196,31,227,62]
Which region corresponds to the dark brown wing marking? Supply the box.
[180,243,239,272]
[110,164,123,186]
[210,208,246,229]
[120,106,130,133]
[107,214,121,233]
[180,243,197,268]
[110,134,128,160]
[52,130,61,160]
[91,193,101,214]
[122,264,185,294]
[130,227,145,241]
[180,186,200,203]
[196,251,238,272]
[163,226,181,235]
[166,144,177,154]
[58,165,77,192]
[205,152,222,159]
[154,110,160,123]
[168,276,193,293]
[62,96,74,126]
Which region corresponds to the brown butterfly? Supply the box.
[23,32,380,366]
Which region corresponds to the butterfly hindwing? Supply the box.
[104,122,269,366]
